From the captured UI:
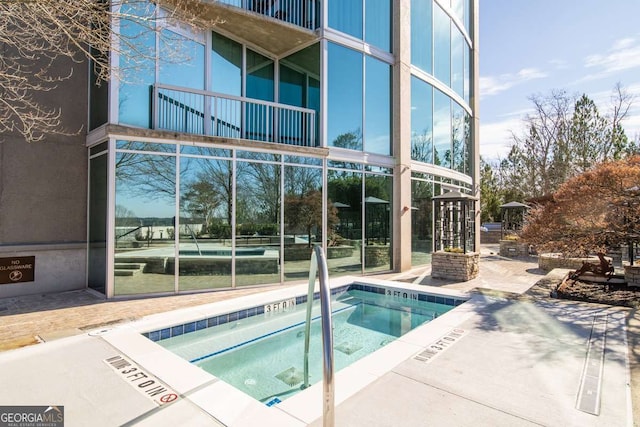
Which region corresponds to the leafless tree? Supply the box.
[0,0,217,142]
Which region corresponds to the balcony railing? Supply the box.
[219,0,319,30]
[153,83,317,148]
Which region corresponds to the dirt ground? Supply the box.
[557,277,640,308]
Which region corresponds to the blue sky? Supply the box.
[479,0,640,161]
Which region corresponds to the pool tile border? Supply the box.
[142,283,466,343]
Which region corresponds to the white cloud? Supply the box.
[479,117,524,160]
[580,37,640,82]
[549,59,569,70]
[480,67,548,98]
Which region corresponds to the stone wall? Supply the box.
[538,253,611,271]
[499,240,529,258]
[625,265,640,287]
[431,251,479,281]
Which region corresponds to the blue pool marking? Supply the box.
[142,283,466,342]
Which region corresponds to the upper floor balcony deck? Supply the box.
[153,83,317,148]
[161,0,319,56]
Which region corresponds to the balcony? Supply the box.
[160,0,319,56]
[153,83,317,147]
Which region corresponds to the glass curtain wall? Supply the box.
[283,159,323,281]
[113,142,176,296]
[411,174,434,266]
[411,77,433,163]
[88,144,108,293]
[328,0,391,53]
[364,171,392,272]
[179,147,233,291]
[235,152,281,286]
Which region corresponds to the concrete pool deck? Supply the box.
[0,244,636,426]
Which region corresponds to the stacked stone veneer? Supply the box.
[499,240,529,258]
[431,251,479,281]
[626,265,640,287]
[538,253,612,271]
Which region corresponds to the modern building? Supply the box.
[0,0,479,299]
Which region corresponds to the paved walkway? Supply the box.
[0,245,637,426]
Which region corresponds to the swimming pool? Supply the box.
[144,282,465,405]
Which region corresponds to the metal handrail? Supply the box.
[302,245,334,427]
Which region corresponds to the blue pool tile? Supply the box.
[418,294,427,302]
[160,328,171,340]
[445,298,455,306]
[184,322,196,334]
[374,287,385,294]
[196,320,207,330]
[238,309,247,320]
[148,330,160,342]
[217,314,228,325]
[435,296,445,304]
[256,306,264,315]
[455,299,464,306]
[247,307,257,317]
[229,312,238,322]
[141,332,149,339]
[171,325,184,337]
[207,317,218,328]
[427,295,436,303]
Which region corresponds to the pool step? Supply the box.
[114,263,146,276]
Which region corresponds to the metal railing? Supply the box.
[219,0,319,30]
[153,83,317,147]
[303,245,334,427]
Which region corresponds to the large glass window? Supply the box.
[179,155,233,291]
[411,77,433,163]
[327,168,363,276]
[114,144,176,296]
[159,30,205,90]
[365,0,391,52]
[365,56,391,155]
[88,152,107,294]
[411,175,434,266]
[433,89,451,168]
[464,43,471,105]
[410,0,432,74]
[235,154,281,286]
[283,164,323,281]
[452,27,464,100]
[328,0,363,39]
[451,102,466,173]
[118,3,156,128]
[433,4,451,86]
[246,50,274,141]
[328,43,363,150]
[364,174,392,272]
[211,32,242,96]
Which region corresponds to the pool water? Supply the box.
[157,289,455,404]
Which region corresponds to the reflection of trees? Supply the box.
[181,179,222,232]
[331,129,363,168]
[285,190,337,246]
[411,129,433,163]
[411,180,434,244]
[449,111,470,173]
[115,142,178,201]
[237,157,281,225]
[115,205,138,226]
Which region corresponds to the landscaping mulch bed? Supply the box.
[557,278,640,308]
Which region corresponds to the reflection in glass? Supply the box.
[328,0,362,39]
[433,89,451,168]
[451,103,466,174]
[364,174,392,272]
[235,159,281,286]
[212,32,242,138]
[411,77,433,163]
[365,0,391,52]
[246,49,274,141]
[365,56,391,155]
[411,178,434,266]
[327,169,362,276]
[118,3,156,128]
[433,4,451,86]
[88,153,107,294]
[411,0,432,73]
[328,43,363,150]
[114,151,176,295]
[452,27,464,99]
[179,157,233,290]
[283,165,323,281]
